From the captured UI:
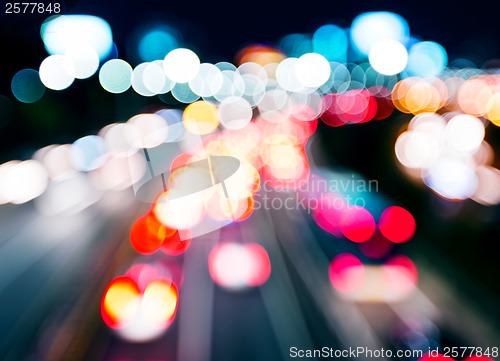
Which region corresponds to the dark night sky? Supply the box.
[66,0,500,62]
[2,0,500,66]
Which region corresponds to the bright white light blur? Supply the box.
[240,73,266,106]
[41,15,113,59]
[408,112,447,134]
[132,63,155,97]
[39,55,75,90]
[140,281,177,326]
[178,130,204,154]
[208,243,271,290]
[210,243,253,289]
[238,62,268,103]
[99,59,133,94]
[90,152,146,191]
[350,12,409,55]
[473,141,494,167]
[116,312,165,343]
[214,70,245,102]
[295,53,331,88]
[188,63,223,97]
[0,161,19,204]
[142,62,167,94]
[369,40,408,75]
[64,46,99,79]
[155,109,185,142]
[152,60,175,93]
[445,114,485,153]
[9,160,48,204]
[472,166,500,205]
[218,96,253,130]
[126,114,169,149]
[220,162,259,200]
[0,160,48,204]
[34,174,101,215]
[287,91,323,121]
[70,135,108,172]
[277,58,305,93]
[424,156,478,200]
[100,123,139,156]
[37,144,78,181]
[153,190,205,230]
[238,62,267,80]
[395,131,441,169]
[258,88,289,115]
[163,48,200,83]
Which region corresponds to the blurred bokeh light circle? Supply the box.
[312,24,348,63]
[99,59,133,94]
[0,160,49,204]
[378,206,416,243]
[161,229,192,256]
[406,41,447,77]
[41,14,113,60]
[445,114,485,154]
[39,55,75,90]
[126,113,169,149]
[140,279,178,327]
[339,205,376,243]
[70,135,108,171]
[188,63,224,97]
[329,253,365,293]
[101,276,141,329]
[64,46,100,79]
[142,61,169,94]
[132,62,156,97]
[350,11,409,55]
[163,48,200,83]
[171,82,201,103]
[130,214,171,255]
[472,166,500,205]
[423,156,478,200]
[182,100,219,135]
[138,28,179,62]
[11,69,45,103]
[369,40,408,75]
[294,53,331,88]
[218,96,253,130]
[209,242,271,290]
